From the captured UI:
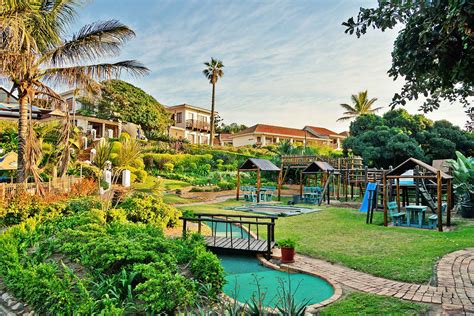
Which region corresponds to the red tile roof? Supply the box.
[235,124,314,138]
[304,126,339,137]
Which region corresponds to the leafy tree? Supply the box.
[79,80,171,138]
[0,1,148,182]
[217,122,248,134]
[343,1,474,112]
[203,58,224,147]
[344,110,473,168]
[337,90,382,122]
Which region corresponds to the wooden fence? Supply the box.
[0,176,82,200]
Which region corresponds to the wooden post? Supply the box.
[236,169,241,201]
[256,168,261,203]
[437,171,443,232]
[0,183,4,201]
[299,170,303,198]
[396,178,401,212]
[277,161,284,201]
[447,178,452,227]
[383,171,388,226]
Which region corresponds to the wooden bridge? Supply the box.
[180,213,277,258]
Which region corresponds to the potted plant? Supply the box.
[278,238,297,263]
[447,151,474,218]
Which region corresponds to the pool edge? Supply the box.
[256,254,343,312]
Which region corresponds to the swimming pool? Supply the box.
[219,254,334,309]
[230,204,320,217]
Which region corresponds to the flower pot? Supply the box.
[280,247,295,264]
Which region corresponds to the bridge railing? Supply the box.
[180,213,277,256]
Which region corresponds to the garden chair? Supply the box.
[428,203,447,229]
[388,201,405,226]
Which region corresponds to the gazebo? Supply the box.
[301,161,336,205]
[236,158,280,203]
[383,158,453,232]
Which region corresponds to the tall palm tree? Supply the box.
[337,90,382,122]
[1,1,148,182]
[202,58,224,147]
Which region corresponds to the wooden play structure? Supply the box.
[301,161,336,205]
[382,158,453,232]
[276,155,385,203]
[236,158,280,203]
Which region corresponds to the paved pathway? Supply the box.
[282,248,474,314]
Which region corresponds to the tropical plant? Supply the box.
[275,276,310,316]
[202,58,224,147]
[0,1,148,182]
[337,90,381,122]
[111,138,142,183]
[447,151,474,218]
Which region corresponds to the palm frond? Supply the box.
[41,20,136,66]
[336,116,355,122]
[339,103,356,112]
[41,60,149,88]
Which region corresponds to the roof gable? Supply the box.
[387,158,452,179]
[239,158,280,171]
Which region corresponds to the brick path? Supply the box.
[281,248,474,314]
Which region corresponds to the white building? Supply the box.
[166,104,212,145]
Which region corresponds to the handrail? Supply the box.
[179,216,276,226]
[193,213,278,220]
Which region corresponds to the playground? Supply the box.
[177,153,473,314]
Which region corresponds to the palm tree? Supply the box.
[202,58,224,147]
[1,2,148,182]
[337,90,382,122]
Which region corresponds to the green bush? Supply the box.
[0,205,223,314]
[163,162,174,173]
[191,250,225,299]
[118,192,181,228]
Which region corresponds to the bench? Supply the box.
[388,201,405,226]
[428,203,447,229]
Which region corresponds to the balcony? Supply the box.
[186,119,210,131]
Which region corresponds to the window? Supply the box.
[176,112,183,123]
[66,97,74,110]
[257,137,261,143]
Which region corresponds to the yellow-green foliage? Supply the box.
[111,141,122,153]
[143,153,212,170]
[119,132,131,141]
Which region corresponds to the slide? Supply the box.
[359,182,378,213]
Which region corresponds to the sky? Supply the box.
[72,0,469,132]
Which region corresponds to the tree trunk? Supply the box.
[17,94,28,183]
[209,83,216,147]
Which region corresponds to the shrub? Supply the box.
[118,192,181,228]
[111,141,122,153]
[190,251,225,299]
[163,162,174,173]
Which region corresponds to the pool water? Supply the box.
[219,254,334,309]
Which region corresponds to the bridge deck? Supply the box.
[204,236,275,253]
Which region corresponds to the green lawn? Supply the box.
[178,199,474,283]
[133,176,192,192]
[319,292,430,315]
[162,193,199,205]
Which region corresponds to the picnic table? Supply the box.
[405,205,427,228]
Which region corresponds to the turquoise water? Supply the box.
[205,221,250,238]
[219,254,334,308]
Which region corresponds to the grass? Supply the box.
[178,199,474,283]
[319,292,430,315]
[132,176,191,193]
[162,193,199,205]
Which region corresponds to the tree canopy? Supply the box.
[79,80,171,138]
[343,110,474,168]
[343,1,474,114]
[216,122,247,134]
[337,90,381,122]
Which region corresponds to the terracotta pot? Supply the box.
[280,247,295,263]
